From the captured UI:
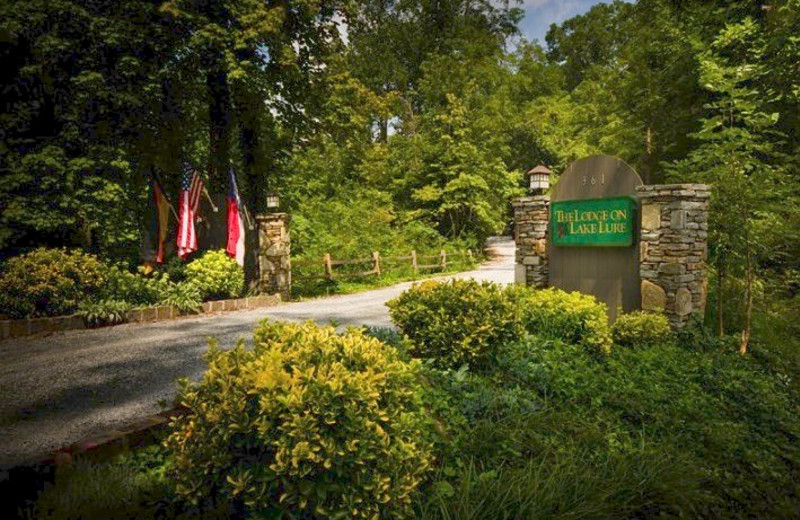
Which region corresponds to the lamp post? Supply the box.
[266,192,280,211]
[527,165,552,194]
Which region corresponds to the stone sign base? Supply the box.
[637,184,710,328]
[513,183,710,330]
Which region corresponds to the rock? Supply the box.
[641,280,667,311]
[659,263,685,275]
[670,208,687,228]
[641,204,662,230]
[515,264,527,284]
[676,288,693,316]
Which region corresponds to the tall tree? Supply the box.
[667,18,785,349]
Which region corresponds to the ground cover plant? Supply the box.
[409,322,800,519]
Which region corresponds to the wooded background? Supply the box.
[1,0,799,334]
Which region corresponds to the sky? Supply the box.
[518,0,630,44]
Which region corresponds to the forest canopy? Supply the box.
[1,0,799,330]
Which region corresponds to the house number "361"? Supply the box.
[582,174,605,186]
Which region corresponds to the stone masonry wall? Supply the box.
[257,213,291,299]
[637,184,710,328]
[512,196,549,288]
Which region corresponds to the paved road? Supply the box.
[0,238,514,466]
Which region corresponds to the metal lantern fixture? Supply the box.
[527,165,552,194]
[266,192,280,210]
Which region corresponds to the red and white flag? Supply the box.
[226,167,245,266]
[177,165,203,259]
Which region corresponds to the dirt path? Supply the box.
[0,237,514,467]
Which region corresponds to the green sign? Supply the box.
[551,197,636,247]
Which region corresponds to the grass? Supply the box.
[19,446,228,520]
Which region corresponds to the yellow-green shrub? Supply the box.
[387,279,520,369]
[508,286,612,354]
[165,320,433,519]
[612,311,671,348]
[184,249,244,301]
[0,248,106,318]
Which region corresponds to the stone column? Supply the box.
[511,195,549,288]
[636,184,710,329]
[256,213,291,299]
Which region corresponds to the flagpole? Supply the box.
[151,168,180,221]
[242,203,255,230]
[226,162,253,229]
[203,185,219,212]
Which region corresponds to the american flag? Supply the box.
[176,164,203,259]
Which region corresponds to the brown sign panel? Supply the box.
[548,155,643,322]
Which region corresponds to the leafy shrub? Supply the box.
[100,265,171,306]
[184,249,244,301]
[387,279,520,369]
[0,248,106,318]
[508,286,612,354]
[611,310,671,348]
[165,320,434,519]
[159,282,201,314]
[77,299,131,327]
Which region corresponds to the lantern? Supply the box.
[527,165,552,194]
[266,192,280,210]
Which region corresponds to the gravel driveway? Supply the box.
[0,238,514,467]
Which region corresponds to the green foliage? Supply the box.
[100,265,172,306]
[419,334,800,519]
[165,320,434,519]
[611,310,671,348]
[159,283,202,315]
[184,250,244,301]
[416,450,697,520]
[28,446,172,520]
[387,280,520,370]
[508,286,612,354]
[388,282,612,369]
[0,248,106,318]
[77,299,131,327]
[380,94,522,241]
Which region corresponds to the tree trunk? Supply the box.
[717,264,725,337]
[204,63,232,251]
[739,216,753,355]
[238,96,263,291]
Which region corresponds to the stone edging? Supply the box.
[0,294,281,342]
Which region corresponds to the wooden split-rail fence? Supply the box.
[292,249,475,282]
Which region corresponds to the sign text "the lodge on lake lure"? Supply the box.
[551,196,635,247]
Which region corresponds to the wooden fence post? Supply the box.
[441,249,447,270]
[373,251,381,275]
[324,253,333,280]
[411,250,418,272]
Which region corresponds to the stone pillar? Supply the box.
[636,184,710,329]
[511,195,549,288]
[256,213,291,299]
